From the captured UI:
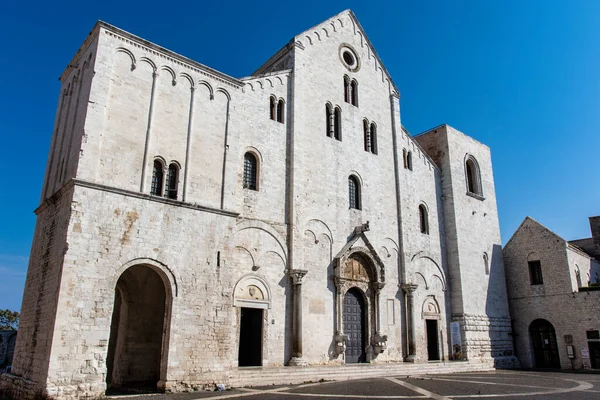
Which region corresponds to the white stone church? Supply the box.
[1,9,516,399]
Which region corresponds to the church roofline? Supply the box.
[61,20,244,88]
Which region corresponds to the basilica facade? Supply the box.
[1,10,516,399]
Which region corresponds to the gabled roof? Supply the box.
[504,216,566,250]
[254,9,399,95]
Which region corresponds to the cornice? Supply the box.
[98,22,243,89]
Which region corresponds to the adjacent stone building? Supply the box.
[503,216,600,370]
[1,9,516,399]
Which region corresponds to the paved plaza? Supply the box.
[110,370,600,400]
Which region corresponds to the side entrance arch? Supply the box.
[106,264,171,393]
[233,275,271,367]
[529,319,560,368]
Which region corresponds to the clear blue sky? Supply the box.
[1,0,599,311]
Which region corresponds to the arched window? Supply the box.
[363,119,370,152]
[344,75,350,103]
[465,156,482,196]
[151,159,164,196]
[243,153,258,191]
[166,163,179,200]
[483,253,490,275]
[370,122,377,155]
[277,99,285,123]
[406,151,413,170]
[350,79,358,106]
[269,96,276,120]
[419,204,429,234]
[348,175,361,210]
[334,107,342,141]
[325,103,333,137]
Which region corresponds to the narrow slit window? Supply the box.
[269,96,276,120]
[334,107,342,141]
[166,163,179,200]
[243,153,258,191]
[484,253,490,275]
[419,204,429,234]
[363,120,370,152]
[350,79,358,106]
[151,160,164,196]
[370,122,377,155]
[277,99,285,123]
[407,151,413,170]
[326,103,333,137]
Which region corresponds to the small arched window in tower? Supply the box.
[483,253,490,275]
[350,79,359,107]
[465,156,483,196]
[277,99,285,123]
[326,103,333,137]
[419,204,429,234]
[348,175,361,210]
[370,122,377,155]
[344,75,350,103]
[363,119,370,152]
[269,96,276,120]
[166,163,179,200]
[151,159,164,196]
[406,151,413,170]
[334,107,342,141]
[243,152,258,191]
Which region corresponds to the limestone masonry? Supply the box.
[0,9,517,399]
[503,216,600,370]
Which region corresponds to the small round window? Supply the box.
[339,45,360,72]
[343,51,355,67]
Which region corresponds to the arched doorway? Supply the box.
[106,265,169,393]
[529,319,560,368]
[344,288,366,363]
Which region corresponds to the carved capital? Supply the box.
[334,276,346,290]
[288,269,308,285]
[401,283,418,295]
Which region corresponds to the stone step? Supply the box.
[228,361,494,387]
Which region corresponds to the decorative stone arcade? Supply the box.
[332,223,387,362]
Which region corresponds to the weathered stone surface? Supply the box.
[2,9,515,399]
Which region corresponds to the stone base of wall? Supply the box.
[0,373,43,400]
[453,313,518,367]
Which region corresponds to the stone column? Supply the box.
[401,283,418,362]
[372,282,387,354]
[288,269,308,366]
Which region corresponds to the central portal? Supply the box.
[344,288,366,363]
[238,308,263,367]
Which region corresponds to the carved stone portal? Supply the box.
[331,227,387,362]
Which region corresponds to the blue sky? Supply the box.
[0,0,599,311]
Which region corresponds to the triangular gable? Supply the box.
[254,10,399,95]
[504,216,566,251]
[333,222,386,283]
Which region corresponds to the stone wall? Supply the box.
[6,10,514,399]
[504,217,600,369]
